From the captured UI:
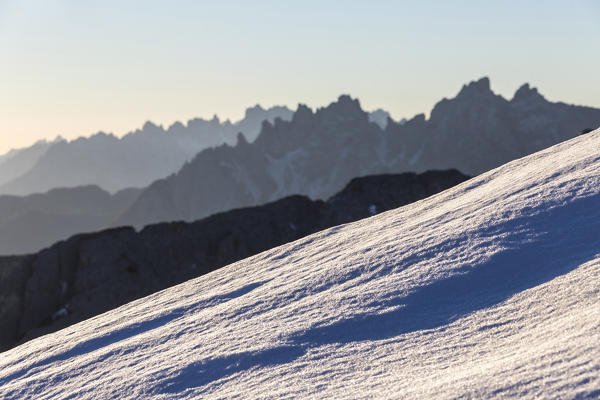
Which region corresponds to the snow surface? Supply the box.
[1,130,600,399]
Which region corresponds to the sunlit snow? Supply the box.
[1,130,599,399]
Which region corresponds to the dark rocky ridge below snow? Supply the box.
[0,169,468,352]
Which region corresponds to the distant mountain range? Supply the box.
[0,169,468,352]
[0,106,393,197]
[0,105,295,196]
[0,77,598,256]
[117,77,600,228]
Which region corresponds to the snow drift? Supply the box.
[1,130,599,398]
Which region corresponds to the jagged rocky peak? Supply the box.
[512,83,545,103]
[429,77,502,123]
[242,104,293,125]
[332,94,362,112]
[457,77,492,97]
[291,104,314,123]
[318,94,367,124]
[81,131,117,144]
[168,121,185,131]
[31,136,65,146]
[244,104,266,118]
[236,132,249,146]
[140,121,165,135]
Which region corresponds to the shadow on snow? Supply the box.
[158,193,600,393]
[0,281,266,386]
[158,346,307,394]
[291,193,600,345]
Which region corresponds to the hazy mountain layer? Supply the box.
[0,105,294,196]
[1,130,598,399]
[0,170,468,352]
[119,78,600,228]
[0,186,142,255]
[0,139,63,187]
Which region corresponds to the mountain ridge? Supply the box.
[0,105,295,196]
[1,77,598,256]
[117,77,600,228]
[0,106,394,197]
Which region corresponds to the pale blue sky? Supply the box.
[1,0,599,153]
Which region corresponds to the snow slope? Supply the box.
[1,130,599,399]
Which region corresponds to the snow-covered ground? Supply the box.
[1,130,599,399]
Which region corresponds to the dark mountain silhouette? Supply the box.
[397,78,600,173]
[118,78,600,229]
[0,169,468,352]
[0,106,295,196]
[0,186,142,255]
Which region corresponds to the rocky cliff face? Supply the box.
[0,169,468,352]
[119,78,600,229]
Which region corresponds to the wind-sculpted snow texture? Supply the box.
[1,130,599,398]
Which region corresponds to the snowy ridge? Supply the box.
[1,130,599,398]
